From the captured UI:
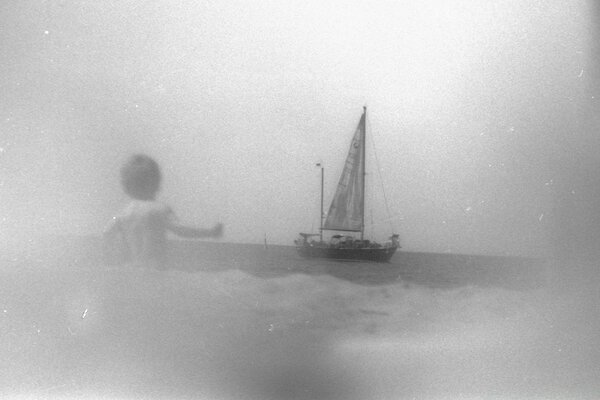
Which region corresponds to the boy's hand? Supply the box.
[212,223,224,238]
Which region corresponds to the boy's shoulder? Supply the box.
[121,200,173,216]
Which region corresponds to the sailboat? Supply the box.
[295,106,400,262]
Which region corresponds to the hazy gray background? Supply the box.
[1,0,598,257]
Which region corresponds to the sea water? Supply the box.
[1,237,599,399]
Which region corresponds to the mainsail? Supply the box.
[322,110,366,232]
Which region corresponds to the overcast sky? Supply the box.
[1,0,599,256]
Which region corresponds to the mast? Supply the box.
[317,163,324,242]
[361,106,366,240]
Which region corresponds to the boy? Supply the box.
[103,154,223,269]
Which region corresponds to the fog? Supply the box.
[2,3,600,399]
[1,0,599,258]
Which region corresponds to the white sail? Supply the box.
[323,110,365,232]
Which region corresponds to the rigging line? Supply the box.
[366,115,396,234]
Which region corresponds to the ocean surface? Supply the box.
[1,237,599,399]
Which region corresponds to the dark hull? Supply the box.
[296,244,398,262]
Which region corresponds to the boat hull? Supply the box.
[296,244,398,262]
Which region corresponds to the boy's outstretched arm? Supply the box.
[168,222,224,239]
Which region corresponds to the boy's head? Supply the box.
[120,154,161,200]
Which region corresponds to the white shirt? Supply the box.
[105,200,178,268]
